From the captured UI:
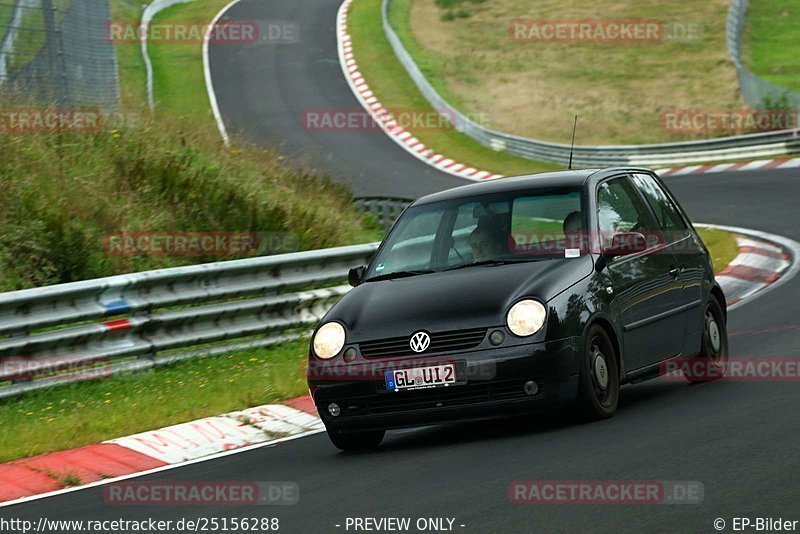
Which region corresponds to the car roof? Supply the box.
[412,167,655,206]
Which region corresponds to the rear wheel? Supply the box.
[684,296,728,383]
[325,426,385,452]
[575,325,619,419]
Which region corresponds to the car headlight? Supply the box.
[506,299,547,337]
[313,322,346,359]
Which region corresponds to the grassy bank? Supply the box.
[698,228,739,273]
[0,1,380,463]
[0,115,381,291]
[348,0,558,176]
[0,338,310,463]
[0,0,743,466]
[743,0,800,96]
[147,0,235,124]
[392,0,740,145]
[109,0,149,108]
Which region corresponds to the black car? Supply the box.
[308,168,729,451]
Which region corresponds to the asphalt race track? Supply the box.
[8,0,800,532]
[206,0,465,198]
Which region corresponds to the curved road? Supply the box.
[206,0,464,198]
[7,1,800,532]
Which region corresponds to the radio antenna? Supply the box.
[568,115,578,170]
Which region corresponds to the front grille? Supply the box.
[334,379,538,416]
[358,328,487,359]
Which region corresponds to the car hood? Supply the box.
[326,255,594,341]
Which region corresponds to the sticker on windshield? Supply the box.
[375,262,387,272]
[565,249,581,258]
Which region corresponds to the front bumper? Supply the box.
[309,337,581,432]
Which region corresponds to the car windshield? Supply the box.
[365,187,585,281]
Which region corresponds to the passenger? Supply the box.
[563,211,584,249]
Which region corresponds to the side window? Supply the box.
[631,173,688,239]
[377,209,442,272]
[446,203,479,265]
[597,177,658,249]
[510,192,582,241]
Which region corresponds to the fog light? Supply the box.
[343,347,357,362]
[489,330,505,346]
[523,380,539,396]
[328,403,341,417]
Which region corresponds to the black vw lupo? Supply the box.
[308,168,729,451]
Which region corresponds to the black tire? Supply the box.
[575,325,619,419]
[325,426,385,452]
[684,296,729,383]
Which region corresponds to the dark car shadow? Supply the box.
[333,377,731,456]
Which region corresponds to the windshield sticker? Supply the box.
[565,249,581,258]
[375,262,387,272]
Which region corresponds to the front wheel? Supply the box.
[575,325,619,419]
[684,296,729,383]
[325,426,385,452]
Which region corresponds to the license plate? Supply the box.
[385,363,456,392]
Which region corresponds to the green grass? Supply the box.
[109,0,149,108]
[387,0,471,115]
[0,0,381,464]
[0,0,742,466]
[0,7,13,30]
[698,228,739,273]
[743,0,800,96]
[0,114,382,291]
[349,0,559,176]
[0,338,310,462]
[148,0,235,125]
[0,1,383,290]
[390,0,741,145]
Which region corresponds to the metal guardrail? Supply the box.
[726,0,800,110]
[0,243,379,399]
[381,0,800,167]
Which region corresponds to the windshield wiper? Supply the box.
[442,258,538,272]
[364,269,434,282]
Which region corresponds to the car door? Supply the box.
[597,175,685,371]
[630,172,708,355]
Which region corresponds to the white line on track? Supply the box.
[203,0,244,146]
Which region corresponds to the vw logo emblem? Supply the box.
[409,331,431,353]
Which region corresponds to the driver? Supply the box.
[469,220,507,261]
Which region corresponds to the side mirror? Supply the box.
[348,266,366,287]
[604,232,647,258]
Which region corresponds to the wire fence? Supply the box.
[0,0,119,107]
